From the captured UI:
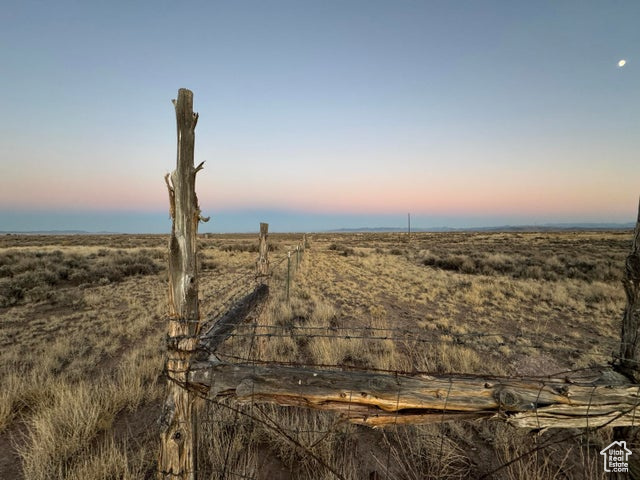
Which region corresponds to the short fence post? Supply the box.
[286,251,291,301]
[257,222,269,281]
[296,245,300,269]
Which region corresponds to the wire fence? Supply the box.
[168,235,638,480]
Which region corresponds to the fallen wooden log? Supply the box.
[187,362,640,429]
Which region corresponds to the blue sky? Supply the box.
[1,1,638,232]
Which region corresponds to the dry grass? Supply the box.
[375,425,471,480]
[0,230,633,479]
[490,422,610,480]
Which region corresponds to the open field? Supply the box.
[0,230,634,479]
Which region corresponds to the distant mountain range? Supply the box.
[329,223,636,233]
[1,230,116,235]
[1,222,635,235]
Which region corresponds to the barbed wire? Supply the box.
[220,322,615,348]
[199,320,624,367]
[205,333,619,365]
[201,269,256,301]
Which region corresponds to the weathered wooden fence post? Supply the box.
[618,198,640,381]
[286,250,291,301]
[614,199,640,479]
[257,222,269,281]
[158,88,207,480]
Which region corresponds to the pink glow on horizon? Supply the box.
[199,176,634,219]
[1,166,635,223]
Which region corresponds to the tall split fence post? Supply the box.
[296,244,300,270]
[158,88,208,480]
[257,222,269,282]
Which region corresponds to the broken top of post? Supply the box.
[165,88,203,321]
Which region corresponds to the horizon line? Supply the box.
[1,221,635,236]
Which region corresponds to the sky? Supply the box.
[1,0,638,233]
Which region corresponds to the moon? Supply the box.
[618,59,627,67]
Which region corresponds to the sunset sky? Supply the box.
[1,1,638,232]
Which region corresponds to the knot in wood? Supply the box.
[494,387,522,410]
[551,384,570,396]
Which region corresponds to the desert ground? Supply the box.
[0,230,634,479]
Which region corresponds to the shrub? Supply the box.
[220,242,258,253]
[328,243,355,256]
[423,254,476,274]
[0,279,24,307]
[0,249,163,307]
